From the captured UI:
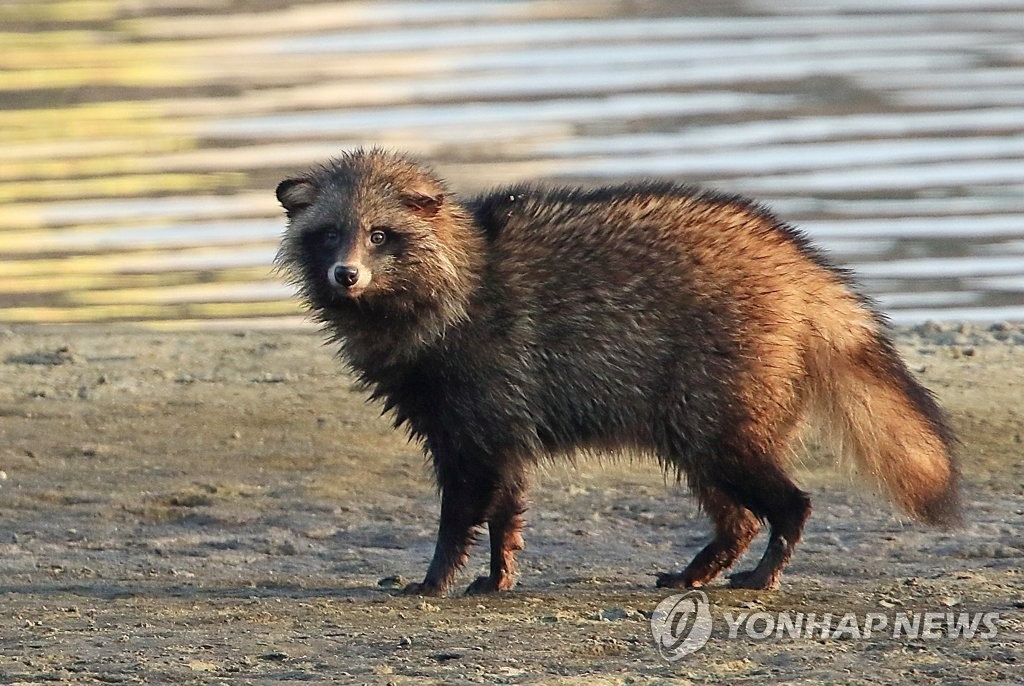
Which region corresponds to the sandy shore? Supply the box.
[0,324,1021,683]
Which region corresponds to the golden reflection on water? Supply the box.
[2,0,1023,327]
[0,1,288,326]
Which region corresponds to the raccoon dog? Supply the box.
[275,149,959,595]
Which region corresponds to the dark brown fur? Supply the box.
[275,149,960,595]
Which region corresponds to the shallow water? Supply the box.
[1,0,1023,327]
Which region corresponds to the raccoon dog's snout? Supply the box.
[331,264,360,288]
[327,262,369,295]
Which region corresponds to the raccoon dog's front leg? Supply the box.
[401,459,500,597]
[401,488,487,597]
[465,485,527,595]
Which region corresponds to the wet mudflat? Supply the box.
[0,325,1021,683]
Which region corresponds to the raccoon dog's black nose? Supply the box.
[334,264,360,288]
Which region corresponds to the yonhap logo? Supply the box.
[649,591,1001,662]
[650,590,713,661]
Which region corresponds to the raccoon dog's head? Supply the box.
[275,149,469,322]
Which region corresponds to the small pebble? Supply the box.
[377,575,408,589]
[257,651,288,662]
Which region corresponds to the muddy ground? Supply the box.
[0,324,1021,684]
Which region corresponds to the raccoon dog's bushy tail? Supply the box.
[807,319,961,526]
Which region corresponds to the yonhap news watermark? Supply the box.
[651,590,1001,662]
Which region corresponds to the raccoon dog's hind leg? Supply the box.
[656,483,761,589]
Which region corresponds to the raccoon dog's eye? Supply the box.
[369,229,387,246]
[323,230,341,247]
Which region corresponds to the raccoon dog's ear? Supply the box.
[401,192,443,218]
[276,178,318,217]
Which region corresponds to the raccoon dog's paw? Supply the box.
[464,575,515,595]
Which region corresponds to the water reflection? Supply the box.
[1,0,1022,326]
